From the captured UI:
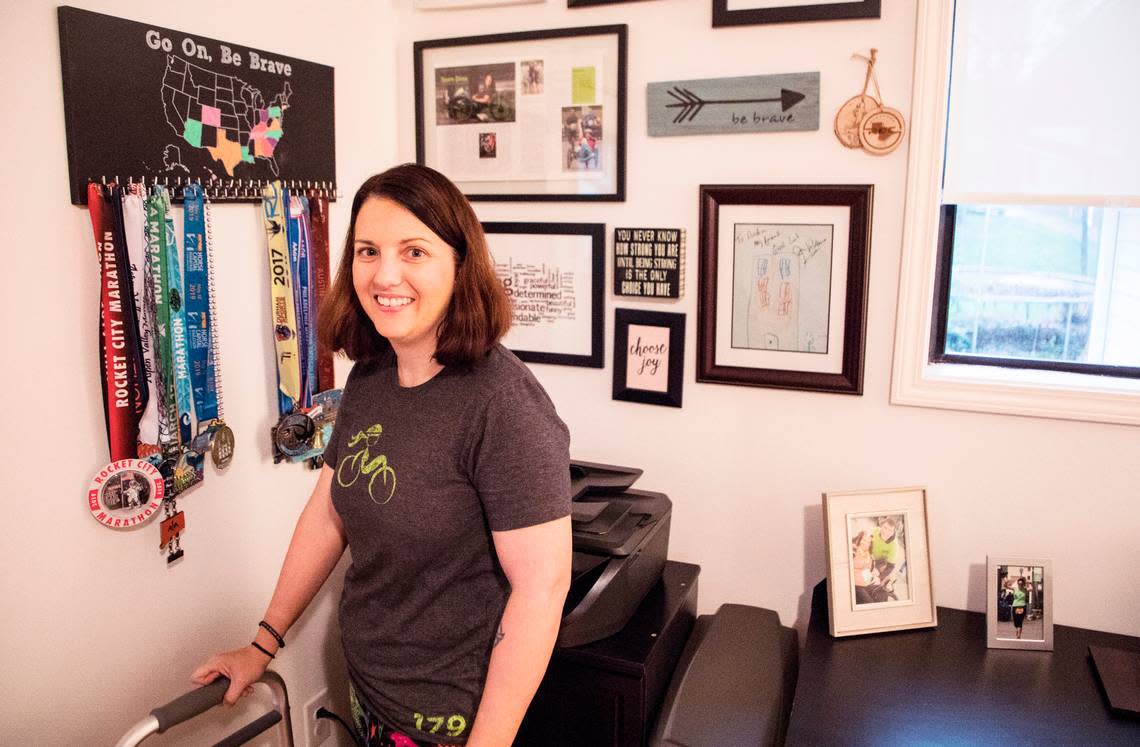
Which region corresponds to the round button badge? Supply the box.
[858,107,906,155]
[834,94,881,149]
[87,458,165,529]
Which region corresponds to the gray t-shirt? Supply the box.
[323,344,571,744]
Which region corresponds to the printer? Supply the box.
[558,460,672,648]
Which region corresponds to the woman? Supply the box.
[851,530,885,605]
[1011,577,1029,639]
[192,164,573,747]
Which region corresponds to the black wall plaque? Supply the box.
[613,227,685,299]
[58,6,336,204]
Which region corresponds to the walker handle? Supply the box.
[150,677,231,733]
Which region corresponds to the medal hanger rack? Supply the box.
[88,175,340,203]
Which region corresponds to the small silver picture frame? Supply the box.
[986,556,1054,651]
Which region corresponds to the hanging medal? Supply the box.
[307,187,336,394]
[182,183,223,461]
[304,187,343,469]
[146,186,180,492]
[123,184,161,458]
[262,182,342,467]
[835,49,906,156]
[262,182,310,461]
[203,188,235,469]
[87,182,145,461]
[165,186,205,495]
[160,498,186,563]
[85,181,161,529]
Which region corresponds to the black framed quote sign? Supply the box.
[483,222,605,367]
[415,25,627,200]
[613,308,685,407]
[613,227,685,298]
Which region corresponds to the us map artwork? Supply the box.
[495,258,578,327]
[731,223,833,354]
[162,55,291,177]
[58,6,335,204]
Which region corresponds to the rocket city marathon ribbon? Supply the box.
[87,183,146,463]
[86,183,156,529]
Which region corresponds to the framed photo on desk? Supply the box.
[987,556,1054,651]
[823,486,936,637]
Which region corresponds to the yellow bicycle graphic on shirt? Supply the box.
[336,423,397,505]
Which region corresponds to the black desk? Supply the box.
[516,561,699,747]
[786,580,1140,745]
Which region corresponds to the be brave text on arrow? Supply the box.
[647,72,820,137]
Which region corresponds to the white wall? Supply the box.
[2,1,1138,745]
[0,1,396,744]
[390,0,1139,638]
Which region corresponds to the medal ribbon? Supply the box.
[287,194,315,408]
[307,190,335,394]
[87,183,146,460]
[261,182,301,415]
[124,186,160,449]
[146,187,178,449]
[108,187,148,432]
[87,183,115,455]
[182,184,218,423]
[164,191,194,444]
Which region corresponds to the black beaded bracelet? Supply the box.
[259,620,286,649]
[251,641,276,660]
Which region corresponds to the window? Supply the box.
[934,203,1140,378]
[891,1,1140,425]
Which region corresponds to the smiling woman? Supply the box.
[193,164,572,747]
[319,164,512,378]
[350,197,460,379]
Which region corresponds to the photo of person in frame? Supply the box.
[848,513,910,606]
[479,132,497,159]
[996,565,1045,641]
[561,105,603,172]
[434,62,516,125]
[521,59,543,94]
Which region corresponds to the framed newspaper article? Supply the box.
[415,25,627,201]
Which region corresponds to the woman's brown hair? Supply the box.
[318,163,512,366]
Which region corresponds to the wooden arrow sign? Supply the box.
[648,72,819,136]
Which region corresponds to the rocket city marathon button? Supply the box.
[87,458,165,529]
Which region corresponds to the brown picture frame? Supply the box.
[697,184,872,394]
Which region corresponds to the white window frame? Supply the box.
[890,0,1140,427]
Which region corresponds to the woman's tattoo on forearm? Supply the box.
[494,624,505,647]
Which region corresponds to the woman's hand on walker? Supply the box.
[191,645,270,705]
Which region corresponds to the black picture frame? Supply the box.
[697,184,873,394]
[613,308,685,407]
[415,25,627,201]
[712,0,880,27]
[483,221,606,367]
[569,1,655,6]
